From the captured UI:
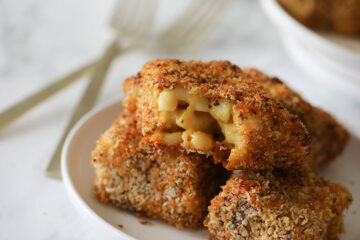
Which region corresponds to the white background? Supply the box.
[0,0,359,239]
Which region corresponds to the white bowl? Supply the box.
[260,0,360,101]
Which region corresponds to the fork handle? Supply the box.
[46,40,122,178]
[0,61,98,131]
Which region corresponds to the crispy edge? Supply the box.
[92,111,228,228]
[243,68,349,170]
[127,59,310,171]
[205,169,353,239]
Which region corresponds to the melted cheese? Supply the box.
[157,87,237,151]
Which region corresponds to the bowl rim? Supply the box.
[61,98,135,240]
[260,0,360,60]
[283,36,360,101]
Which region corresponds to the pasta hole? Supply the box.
[211,121,225,142]
[163,126,184,133]
[177,101,189,109]
[229,114,234,124]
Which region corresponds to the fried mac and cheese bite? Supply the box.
[204,169,352,240]
[244,68,349,170]
[124,59,310,171]
[278,0,360,35]
[92,111,227,229]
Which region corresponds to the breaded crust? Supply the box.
[243,68,349,170]
[278,0,360,35]
[124,59,310,171]
[92,111,227,229]
[204,169,352,240]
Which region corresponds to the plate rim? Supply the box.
[61,98,136,240]
[283,37,360,101]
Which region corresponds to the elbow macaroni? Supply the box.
[157,87,239,152]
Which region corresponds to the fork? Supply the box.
[0,0,231,132]
[46,0,158,178]
[47,0,231,178]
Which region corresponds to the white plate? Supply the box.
[260,0,360,102]
[62,99,360,239]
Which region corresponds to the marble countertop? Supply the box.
[1,0,359,239]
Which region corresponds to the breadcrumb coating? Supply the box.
[243,68,349,170]
[94,59,352,238]
[123,59,310,171]
[204,169,352,240]
[92,111,227,229]
[278,0,360,35]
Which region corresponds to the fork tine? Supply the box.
[172,0,219,41]
[110,0,132,30]
[133,0,158,37]
[164,0,208,32]
[111,0,139,31]
[159,0,210,42]
[125,0,146,31]
[162,0,230,52]
[160,0,217,48]
[124,0,142,29]
[111,0,157,38]
[178,0,230,49]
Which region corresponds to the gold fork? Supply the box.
[0,0,231,132]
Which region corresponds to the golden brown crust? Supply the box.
[92,111,228,229]
[243,68,349,170]
[278,0,360,35]
[122,76,138,114]
[204,169,352,240]
[124,59,310,171]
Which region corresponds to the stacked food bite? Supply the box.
[92,59,352,239]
